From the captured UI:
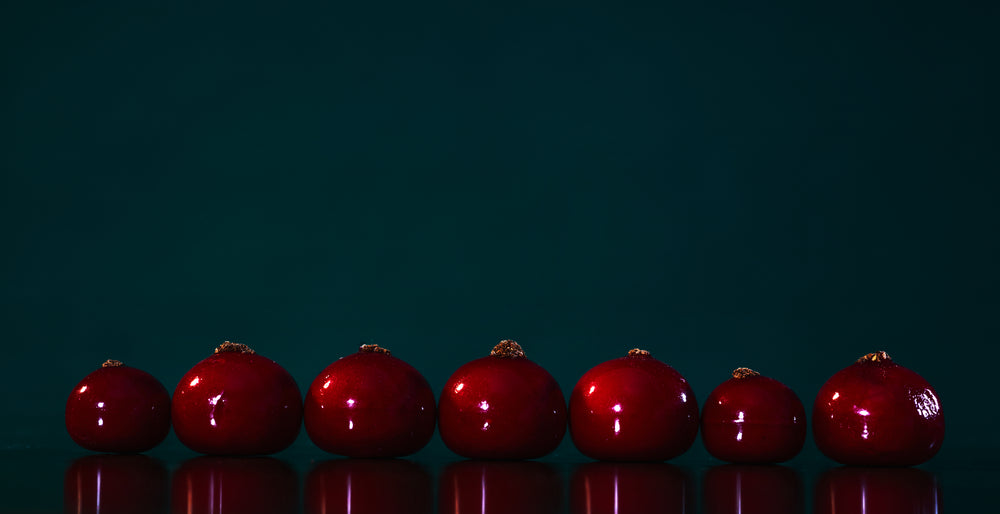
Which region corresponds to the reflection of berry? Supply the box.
[813,351,945,466]
[569,349,698,461]
[304,344,436,457]
[172,342,302,455]
[65,359,171,453]
[439,340,567,459]
[701,367,806,463]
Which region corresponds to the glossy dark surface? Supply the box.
[813,356,945,466]
[439,461,563,514]
[65,364,171,453]
[305,459,432,514]
[570,462,693,514]
[815,467,942,514]
[171,456,299,514]
[569,352,698,461]
[701,372,806,463]
[438,354,567,459]
[172,350,303,455]
[64,454,168,514]
[304,349,436,458]
[703,465,804,514]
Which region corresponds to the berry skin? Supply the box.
[569,349,698,461]
[172,342,302,455]
[65,359,171,453]
[701,367,806,463]
[304,344,436,457]
[438,340,567,459]
[812,351,944,466]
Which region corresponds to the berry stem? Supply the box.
[102,359,124,368]
[732,367,760,379]
[627,348,651,357]
[491,340,525,358]
[215,341,255,354]
[857,351,891,364]
[360,344,391,355]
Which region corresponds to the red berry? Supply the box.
[172,342,302,455]
[701,367,806,463]
[439,461,562,514]
[63,455,168,514]
[438,340,567,459]
[305,459,432,514]
[171,457,299,514]
[703,465,804,514]
[569,349,698,461]
[65,359,171,453]
[812,351,945,466]
[814,467,941,514]
[570,462,693,513]
[304,344,436,457]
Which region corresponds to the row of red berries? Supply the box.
[65,340,945,466]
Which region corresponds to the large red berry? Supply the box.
[813,351,944,466]
[304,344,436,457]
[438,340,567,459]
[569,349,698,461]
[172,342,302,455]
[701,367,806,463]
[65,359,171,453]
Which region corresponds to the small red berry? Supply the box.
[171,457,299,514]
[305,459,432,514]
[814,467,941,514]
[304,344,436,457]
[63,455,168,514]
[438,340,567,459]
[701,367,806,463]
[65,359,171,453]
[813,351,945,466]
[569,349,698,461]
[172,342,303,455]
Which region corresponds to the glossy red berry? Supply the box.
[65,359,171,453]
[701,367,806,463]
[172,342,302,455]
[304,344,436,457]
[438,340,567,459]
[569,349,698,461]
[813,351,945,466]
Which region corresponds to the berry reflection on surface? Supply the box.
[439,460,562,514]
[64,454,168,514]
[170,456,298,514]
[702,465,803,514]
[570,462,693,514]
[815,467,941,514]
[305,459,432,514]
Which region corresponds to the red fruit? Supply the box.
[703,465,804,514]
[65,359,171,453]
[438,340,567,459]
[439,461,562,514]
[701,367,806,463]
[814,467,941,514]
[172,342,302,455]
[64,455,168,514]
[305,459,432,514]
[570,462,693,514]
[171,457,298,514]
[813,351,944,466]
[304,344,436,457]
[569,349,698,461]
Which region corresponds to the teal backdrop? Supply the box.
[1,0,996,486]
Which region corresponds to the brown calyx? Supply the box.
[627,348,651,357]
[102,359,124,368]
[360,344,391,356]
[214,341,255,355]
[732,367,760,379]
[491,340,526,358]
[857,351,891,364]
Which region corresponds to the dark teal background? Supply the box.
[1,2,998,510]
